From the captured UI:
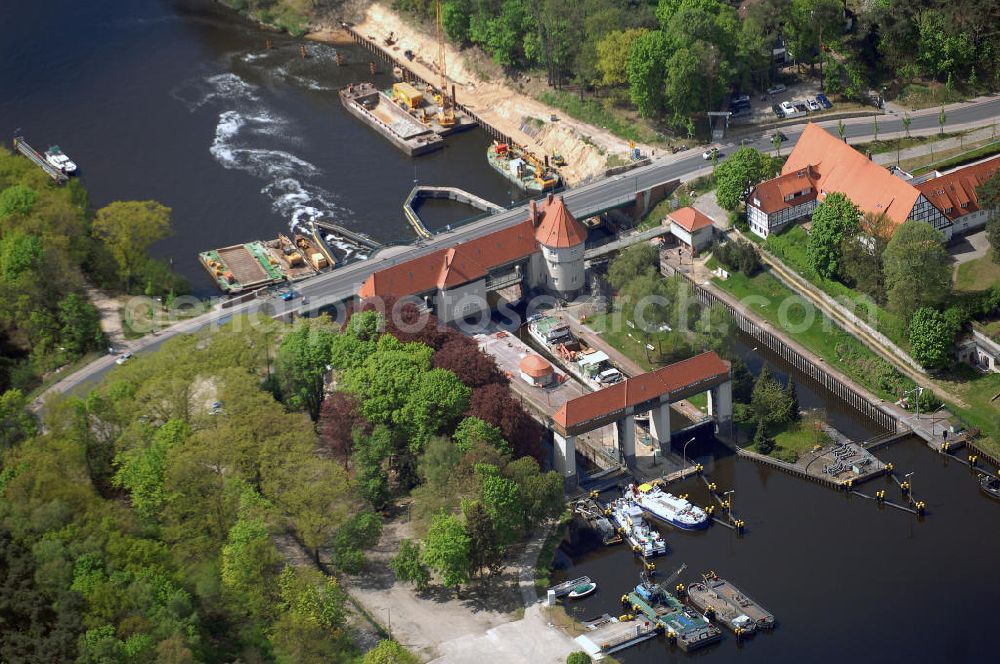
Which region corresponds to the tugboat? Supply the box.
[44,146,77,174]
[979,473,1000,500]
[487,141,560,192]
[628,482,709,531]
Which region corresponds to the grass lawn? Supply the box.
[537,89,665,146]
[852,132,960,157]
[938,367,1000,458]
[955,255,1000,292]
[910,140,1000,175]
[764,226,909,347]
[896,82,965,109]
[638,198,674,231]
[587,311,686,372]
[713,268,916,402]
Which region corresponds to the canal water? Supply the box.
[0,0,520,294]
[556,333,999,662]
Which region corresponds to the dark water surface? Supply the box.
[556,335,999,663]
[0,0,518,293]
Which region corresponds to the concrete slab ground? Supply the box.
[950,229,989,266]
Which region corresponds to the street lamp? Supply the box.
[682,436,696,470]
[904,472,915,500]
[723,489,735,515]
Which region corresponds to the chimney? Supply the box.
[529,200,539,227]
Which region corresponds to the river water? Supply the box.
[0,0,518,294]
[3,1,998,660]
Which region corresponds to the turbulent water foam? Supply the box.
[171,72,259,112]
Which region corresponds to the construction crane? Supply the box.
[435,0,456,127]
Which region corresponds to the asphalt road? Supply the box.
[38,95,1000,405]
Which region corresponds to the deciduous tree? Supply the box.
[807,192,861,279]
[421,512,472,591]
[91,201,172,290]
[275,317,337,420]
[908,307,959,369]
[977,170,1000,261]
[391,539,431,592]
[883,220,951,320]
[714,147,775,211]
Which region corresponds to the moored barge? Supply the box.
[686,572,774,634]
[339,82,443,156]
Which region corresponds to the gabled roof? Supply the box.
[750,167,819,214]
[553,352,730,430]
[358,219,537,299]
[668,206,715,232]
[916,155,1000,221]
[780,123,922,226]
[535,195,587,248]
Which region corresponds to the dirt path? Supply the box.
[312,3,654,185]
[86,287,127,348]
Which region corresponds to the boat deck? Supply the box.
[686,577,774,630]
[200,242,284,293]
[574,614,658,658]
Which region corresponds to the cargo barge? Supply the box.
[685,572,775,634]
[199,231,334,294]
[627,574,723,652]
[487,140,560,193]
[386,81,476,137]
[339,82,443,156]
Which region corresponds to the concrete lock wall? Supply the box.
[553,432,577,488]
[648,402,671,453]
[615,414,637,467]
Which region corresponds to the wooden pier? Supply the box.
[12,136,68,184]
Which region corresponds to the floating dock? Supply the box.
[199,231,335,294]
[627,579,723,652]
[574,613,658,658]
[685,573,774,634]
[12,136,68,184]
[385,82,476,137]
[339,82,443,156]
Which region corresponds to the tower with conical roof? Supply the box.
[528,194,587,298]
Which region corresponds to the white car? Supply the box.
[806,99,821,112]
[702,147,719,160]
[115,352,134,365]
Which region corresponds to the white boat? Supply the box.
[44,146,77,174]
[568,581,597,599]
[608,497,667,558]
[629,482,709,531]
[527,315,573,347]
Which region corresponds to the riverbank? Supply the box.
[307,3,652,185]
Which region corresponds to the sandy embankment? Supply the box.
[308,2,654,184]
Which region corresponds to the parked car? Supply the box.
[767,83,786,95]
[280,290,297,301]
[781,101,806,118]
[702,147,720,160]
[115,352,134,366]
[807,99,821,112]
[816,93,832,109]
[772,103,785,118]
[733,94,751,105]
[771,131,788,143]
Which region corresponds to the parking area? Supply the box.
[728,78,837,126]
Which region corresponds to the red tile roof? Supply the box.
[358,219,537,299]
[779,123,922,225]
[750,167,819,214]
[554,352,730,430]
[535,195,587,248]
[668,206,715,232]
[916,155,1000,221]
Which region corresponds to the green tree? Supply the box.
[391,539,431,591]
[57,293,105,357]
[353,425,393,510]
[840,211,892,302]
[883,220,951,320]
[401,368,471,451]
[908,307,959,369]
[750,366,793,426]
[454,416,511,455]
[0,388,37,451]
[113,419,191,520]
[480,473,522,546]
[837,119,846,142]
[752,419,775,454]
[596,29,648,88]
[785,377,800,421]
[567,652,593,664]
[608,243,659,290]
[462,500,503,577]
[0,232,43,280]
[91,201,172,290]
[627,30,669,117]
[0,184,38,218]
[275,317,337,420]
[331,510,383,573]
[441,0,471,42]
[806,192,861,279]
[714,146,775,211]
[503,456,564,530]
[902,112,912,138]
[363,640,422,664]
[977,170,1000,261]
[422,512,472,591]
[221,510,281,620]
[938,106,947,135]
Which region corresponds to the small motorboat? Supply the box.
[979,474,1000,500]
[567,582,597,599]
[44,146,77,174]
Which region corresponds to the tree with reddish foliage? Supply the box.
[433,338,508,389]
[317,392,370,467]
[468,384,544,463]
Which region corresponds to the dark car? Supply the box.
[280,290,297,301]
[772,103,785,118]
[771,131,788,143]
[816,93,832,109]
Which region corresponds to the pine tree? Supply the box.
[785,378,800,422]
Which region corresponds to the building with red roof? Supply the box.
[747,123,948,239]
[916,155,1000,236]
[358,193,588,322]
[666,206,716,252]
